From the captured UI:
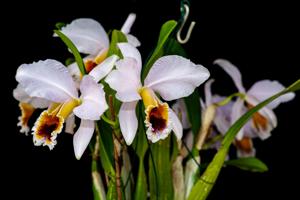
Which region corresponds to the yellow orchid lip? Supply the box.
[33,110,64,148]
[145,103,169,133]
[18,102,35,135]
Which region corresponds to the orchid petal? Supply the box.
[145,55,210,101]
[247,80,295,109]
[121,13,136,34]
[204,79,215,106]
[105,58,142,102]
[231,98,246,140]
[119,101,138,145]
[172,99,190,129]
[13,84,49,108]
[89,55,119,82]
[214,59,246,93]
[16,59,78,103]
[169,108,183,140]
[117,43,142,71]
[65,114,76,134]
[59,18,109,55]
[73,75,108,120]
[73,119,95,160]
[126,34,141,47]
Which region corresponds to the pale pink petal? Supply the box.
[73,75,108,120]
[16,59,78,103]
[65,114,76,134]
[204,79,215,106]
[126,34,141,47]
[117,43,142,71]
[121,13,136,34]
[231,98,246,140]
[105,58,142,102]
[59,18,109,55]
[89,55,119,82]
[214,59,246,93]
[73,119,95,160]
[145,55,210,101]
[119,101,138,145]
[172,99,190,129]
[169,108,183,140]
[247,80,295,109]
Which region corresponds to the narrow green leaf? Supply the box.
[225,157,268,172]
[107,30,127,57]
[106,179,117,200]
[92,163,107,200]
[96,122,115,176]
[65,57,75,66]
[54,30,86,75]
[134,160,148,200]
[55,22,66,30]
[188,79,300,200]
[184,91,202,136]
[142,20,178,81]
[149,137,173,200]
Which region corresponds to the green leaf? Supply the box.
[225,157,268,172]
[149,137,173,200]
[164,38,188,57]
[107,30,127,57]
[55,22,66,30]
[134,160,148,200]
[54,30,86,75]
[65,57,75,66]
[92,165,107,200]
[142,20,178,81]
[96,122,115,176]
[106,179,117,200]
[188,79,300,200]
[184,91,202,136]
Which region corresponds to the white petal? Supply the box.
[65,114,76,134]
[126,34,141,47]
[13,84,49,108]
[247,80,295,109]
[172,99,190,129]
[59,18,109,55]
[16,59,78,102]
[73,120,95,160]
[231,98,246,140]
[169,108,183,140]
[105,58,142,102]
[117,43,142,71]
[145,55,210,101]
[73,75,108,120]
[214,59,246,93]
[121,13,136,34]
[89,55,119,82]
[119,101,138,145]
[204,79,215,106]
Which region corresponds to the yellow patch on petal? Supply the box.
[94,48,108,64]
[34,110,64,145]
[247,104,268,131]
[139,87,158,108]
[18,102,35,135]
[235,137,253,154]
[145,102,169,133]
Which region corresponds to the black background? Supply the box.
[2,0,300,199]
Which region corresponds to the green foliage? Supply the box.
[107,30,128,57]
[225,157,268,172]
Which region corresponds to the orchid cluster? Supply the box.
[13,13,298,200]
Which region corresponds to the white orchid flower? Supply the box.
[105,43,210,144]
[16,59,108,159]
[59,14,139,83]
[214,59,295,141]
[13,84,50,135]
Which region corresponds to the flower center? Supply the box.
[85,60,98,73]
[34,111,64,144]
[235,137,253,153]
[84,48,108,73]
[149,104,168,133]
[247,104,268,131]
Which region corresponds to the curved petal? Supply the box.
[172,99,190,129]
[89,55,119,82]
[105,58,142,102]
[121,13,136,34]
[119,101,138,145]
[145,55,210,101]
[59,18,109,55]
[126,34,141,47]
[73,76,108,120]
[65,114,76,134]
[117,43,142,71]
[16,59,78,102]
[13,84,49,108]
[73,119,95,160]
[231,98,246,140]
[214,59,246,93]
[169,108,183,140]
[247,80,295,109]
[204,79,215,106]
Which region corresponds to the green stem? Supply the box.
[101,115,117,127]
